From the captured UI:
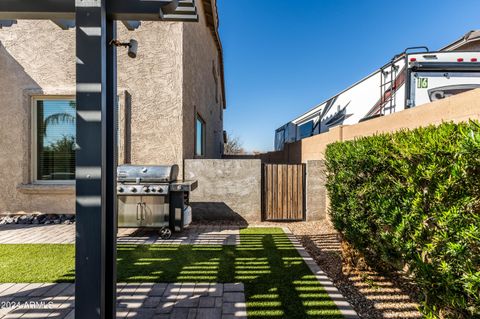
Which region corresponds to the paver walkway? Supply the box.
[0,282,246,319]
[0,224,358,318]
[0,224,244,318]
[0,225,240,245]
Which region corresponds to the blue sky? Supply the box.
[217,0,480,152]
[41,100,76,146]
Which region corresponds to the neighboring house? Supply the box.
[441,30,480,51]
[0,0,226,214]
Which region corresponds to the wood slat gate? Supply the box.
[262,164,306,221]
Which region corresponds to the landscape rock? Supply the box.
[0,214,75,225]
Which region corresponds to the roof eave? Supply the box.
[202,0,226,109]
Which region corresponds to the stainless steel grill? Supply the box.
[117,165,179,185]
[116,164,197,239]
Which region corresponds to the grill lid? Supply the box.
[117,165,179,183]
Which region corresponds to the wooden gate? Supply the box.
[262,164,306,221]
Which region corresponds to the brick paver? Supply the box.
[0,283,246,319]
[0,225,240,245]
[0,225,360,317]
[0,225,74,244]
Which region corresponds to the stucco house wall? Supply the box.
[0,3,225,214]
[0,21,76,214]
[455,42,480,51]
[441,30,480,51]
[183,0,225,161]
[117,22,184,168]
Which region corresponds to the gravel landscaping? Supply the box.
[0,214,75,225]
[195,220,423,318]
[262,221,422,319]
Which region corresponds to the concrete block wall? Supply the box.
[184,159,262,223]
[306,160,328,221]
[184,159,326,223]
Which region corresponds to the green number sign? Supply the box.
[417,78,428,89]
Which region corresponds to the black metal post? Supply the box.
[105,15,118,319]
[0,0,197,21]
[0,1,198,317]
[75,0,116,318]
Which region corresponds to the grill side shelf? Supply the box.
[169,180,198,192]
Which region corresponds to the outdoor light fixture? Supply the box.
[110,39,138,58]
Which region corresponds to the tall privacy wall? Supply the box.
[262,88,480,163]
[184,159,330,222]
[220,89,480,222]
[184,159,262,222]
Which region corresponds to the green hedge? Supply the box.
[325,121,480,318]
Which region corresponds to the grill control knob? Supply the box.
[130,187,137,193]
[143,186,150,193]
[158,187,164,193]
[117,186,124,193]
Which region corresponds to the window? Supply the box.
[275,128,285,151]
[299,121,314,139]
[33,98,76,182]
[195,114,206,157]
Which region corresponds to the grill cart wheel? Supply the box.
[159,227,172,240]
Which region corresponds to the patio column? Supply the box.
[0,1,197,317]
[75,0,117,318]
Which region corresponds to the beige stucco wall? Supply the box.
[455,42,480,51]
[185,159,261,222]
[182,0,224,162]
[0,12,222,214]
[0,21,76,214]
[263,88,480,163]
[117,21,184,168]
[257,90,480,222]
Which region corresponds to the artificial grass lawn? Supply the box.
[0,228,342,318]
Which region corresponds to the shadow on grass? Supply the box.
[0,229,343,318]
[115,229,343,318]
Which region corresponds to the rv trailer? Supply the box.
[274,49,480,151]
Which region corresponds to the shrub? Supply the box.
[325,121,480,318]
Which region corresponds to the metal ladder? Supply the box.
[380,61,399,115]
[379,46,430,115]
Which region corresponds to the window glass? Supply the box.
[195,115,205,157]
[299,121,314,139]
[36,99,76,181]
[275,129,285,151]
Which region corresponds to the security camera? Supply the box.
[127,39,138,59]
[109,39,138,59]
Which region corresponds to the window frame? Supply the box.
[298,120,314,139]
[195,113,206,158]
[31,96,76,185]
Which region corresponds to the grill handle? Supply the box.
[136,203,141,220]
[141,202,146,221]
